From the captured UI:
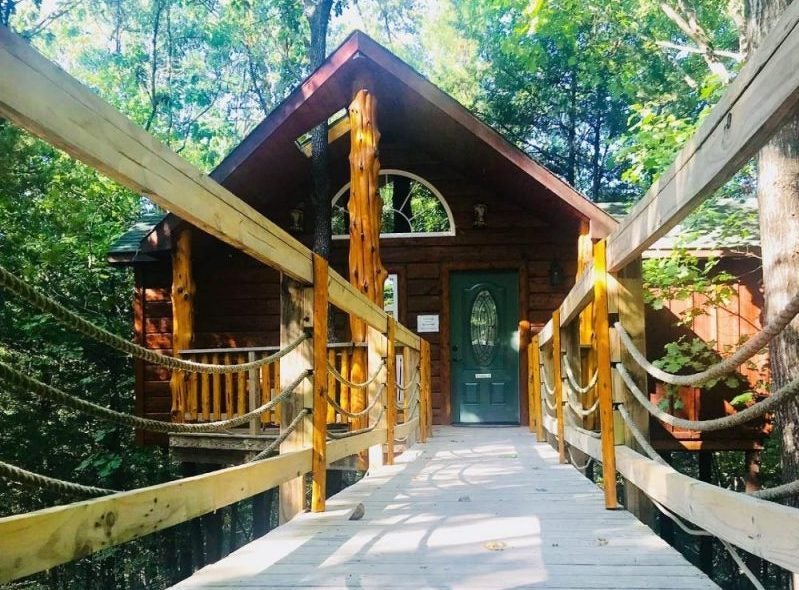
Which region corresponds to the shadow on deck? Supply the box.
[172,427,718,590]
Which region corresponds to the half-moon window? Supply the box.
[331,170,455,238]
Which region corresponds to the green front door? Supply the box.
[450,270,519,424]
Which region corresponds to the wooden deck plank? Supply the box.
[172,427,718,590]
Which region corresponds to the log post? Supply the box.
[170,228,195,423]
[552,310,566,463]
[610,258,656,528]
[421,340,432,439]
[279,274,313,523]
[311,254,329,512]
[593,239,618,509]
[386,318,397,465]
[248,351,259,435]
[418,347,428,443]
[347,87,386,444]
[519,321,532,431]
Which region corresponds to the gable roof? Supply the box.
[111,31,616,262]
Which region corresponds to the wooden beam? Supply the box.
[0,26,416,352]
[0,449,311,584]
[279,276,313,523]
[606,2,799,271]
[326,429,387,465]
[559,263,594,328]
[538,319,554,348]
[592,240,618,509]
[311,255,329,512]
[300,116,351,157]
[421,340,433,438]
[552,310,566,463]
[531,336,546,442]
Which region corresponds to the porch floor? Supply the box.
[172,426,719,589]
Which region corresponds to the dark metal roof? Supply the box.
[107,212,166,264]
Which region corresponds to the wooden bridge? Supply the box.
[2,3,799,589]
[173,427,719,590]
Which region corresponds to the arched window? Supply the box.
[331,170,455,239]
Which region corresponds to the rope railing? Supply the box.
[0,459,116,497]
[617,404,669,466]
[249,409,309,462]
[748,479,799,500]
[615,299,799,386]
[566,446,593,471]
[649,497,766,590]
[395,369,420,392]
[616,362,797,432]
[326,383,384,418]
[0,262,311,374]
[0,362,310,433]
[540,361,556,397]
[563,382,600,417]
[327,359,386,390]
[327,408,386,440]
[561,358,598,395]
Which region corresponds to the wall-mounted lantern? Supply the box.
[473,203,487,228]
[549,259,564,288]
[289,207,304,233]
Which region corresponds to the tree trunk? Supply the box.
[744,0,799,509]
[305,0,334,258]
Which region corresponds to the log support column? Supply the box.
[170,228,195,423]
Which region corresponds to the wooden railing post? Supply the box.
[367,325,387,468]
[311,255,329,512]
[552,310,566,463]
[421,340,432,439]
[418,345,428,443]
[527,333,535,433]
[531,335,545,442]
[593,240,619,509]
[386,318,397,465]
[279,273,313,523]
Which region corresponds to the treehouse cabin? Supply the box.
[108,31,615,451]
[602,200,770,454]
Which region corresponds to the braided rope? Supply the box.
[564,382,600,417]
[566,446,593,471]
[562,357,598,395]
[748,479,799,500]
[540,362,556,397]
[0,362,309,433]
[0,263,310,374]
[327,408,385,440]
[395,370,420,392]
[397,394,419,412]
[617,362,793,432]
[326,383,384,418]
[543,392,558,412]
[327,360,385,390]
[615,296,799,385]
[0,459,116,496]
[249,409,309,462]
[617,404,668,466]
[649,497,765,590]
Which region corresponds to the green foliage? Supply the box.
[643,248,735,325]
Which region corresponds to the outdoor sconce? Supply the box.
[473,203,487,228]
[289,207,304,233]
[549,259,564,287]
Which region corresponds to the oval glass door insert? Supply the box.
[470,290,498,365]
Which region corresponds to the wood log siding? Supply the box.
[135,147,581,429]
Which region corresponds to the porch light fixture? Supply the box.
[549,259,564,287]
[289,207,304,233]
[473,203,487,228]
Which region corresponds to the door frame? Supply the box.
[440,261,529,425]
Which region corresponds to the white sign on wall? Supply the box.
[417,314,440,333]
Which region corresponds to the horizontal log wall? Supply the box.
[135,144,581,429]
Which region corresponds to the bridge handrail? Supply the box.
[0,24,434,585]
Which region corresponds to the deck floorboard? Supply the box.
[172,427,719,590]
